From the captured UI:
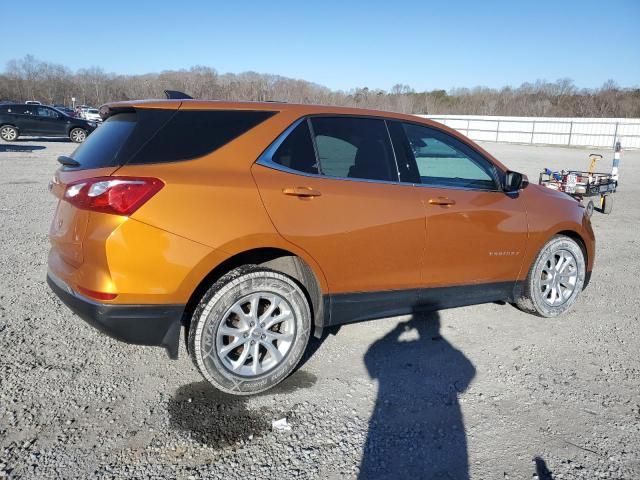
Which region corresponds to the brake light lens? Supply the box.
[63,176,164,215]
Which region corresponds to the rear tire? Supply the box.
[69,128,87,143]
[602,194,613,214]
[188,265,311,396]
[0,125,18,141]
[515,235,586,317]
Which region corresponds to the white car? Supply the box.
[82,108,102,122]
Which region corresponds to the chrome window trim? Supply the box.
[256,116,404,186]
[395,120,504,192]
[255,114,505,192]
[383,120,402,182]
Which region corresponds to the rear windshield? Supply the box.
[70,113,137,170]
[68,109,276,170]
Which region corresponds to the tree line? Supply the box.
[1,55,638,117]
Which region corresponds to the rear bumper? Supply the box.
[47,272,184,359]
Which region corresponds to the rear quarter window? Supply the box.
[67,109,276,170]
[129,110,276,165]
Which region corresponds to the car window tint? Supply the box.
[272,121,318,174]
[402,123,497,190]
[130,110,275,165]
[310,117,397,182]
[5,105,28,114]
[35,107,57,118]
[69,113,137,169]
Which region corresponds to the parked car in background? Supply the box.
[25,100,42,105]
[0,103,97,142]
[46,99,595,395]
[83,108,102,122]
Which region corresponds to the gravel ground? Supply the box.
[0,137,639,479]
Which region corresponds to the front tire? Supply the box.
[69,128,87,143]
[188,265,311,395]
[0,125,18,141]
[516,235,586,317]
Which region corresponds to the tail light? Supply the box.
[63,176,164,216]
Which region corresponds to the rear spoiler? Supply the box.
[164,90,193,100]
[98,90,193,120]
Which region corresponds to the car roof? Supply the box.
[101,98,509,171]
[104,98,435,123]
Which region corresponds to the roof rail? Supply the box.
[164,90,193,100]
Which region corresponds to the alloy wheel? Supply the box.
[71,129,86,142]
[215,292,296,377]
[1,126,17,141]
[539,249,579,306]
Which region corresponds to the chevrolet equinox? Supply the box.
[47,99,595,395]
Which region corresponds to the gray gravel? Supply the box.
[0,137,639,479]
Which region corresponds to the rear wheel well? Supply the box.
[181,248,324,348]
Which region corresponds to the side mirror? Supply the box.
[504,171,527,192]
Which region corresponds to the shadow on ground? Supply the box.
[0,144,46,152]
[535,456,555,480]
[359,311,475,479]
[14,137,71,143]
[169,312,476,479]
[168,369,317,448]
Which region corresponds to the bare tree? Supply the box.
[1,55,638,117]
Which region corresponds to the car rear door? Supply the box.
[252,116,426,306]
[9,105,40,134]
[394,121,528,290]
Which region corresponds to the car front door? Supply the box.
[395,121,528,293]
[34,106,66,136]
[252,116,426,321]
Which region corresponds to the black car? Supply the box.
[0,104,98,143]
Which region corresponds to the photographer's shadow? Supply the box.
[360,311,475,479]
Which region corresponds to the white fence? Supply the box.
[417,115,640,149]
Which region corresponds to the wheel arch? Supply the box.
[0,123,19,134]
[555,229,591,288]
[181,247,327,350]
[68,125,87,136]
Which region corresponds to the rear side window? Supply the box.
[310,117,397,182]
[67,109,275,170]
[2,105,29,114]
[271,121,318,174]
[129,110,275,165]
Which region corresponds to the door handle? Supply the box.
[428,197,456,206]
[282,187,322,198]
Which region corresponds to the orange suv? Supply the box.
[47,99,595,395]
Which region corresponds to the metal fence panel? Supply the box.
[419,115,640,149]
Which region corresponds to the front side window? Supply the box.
[35,107,58,118]
[310,117,397,182]
[402,123,498,190]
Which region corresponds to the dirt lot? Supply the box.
[0,137,639,479]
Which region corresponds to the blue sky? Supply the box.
[3,0,639,91]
